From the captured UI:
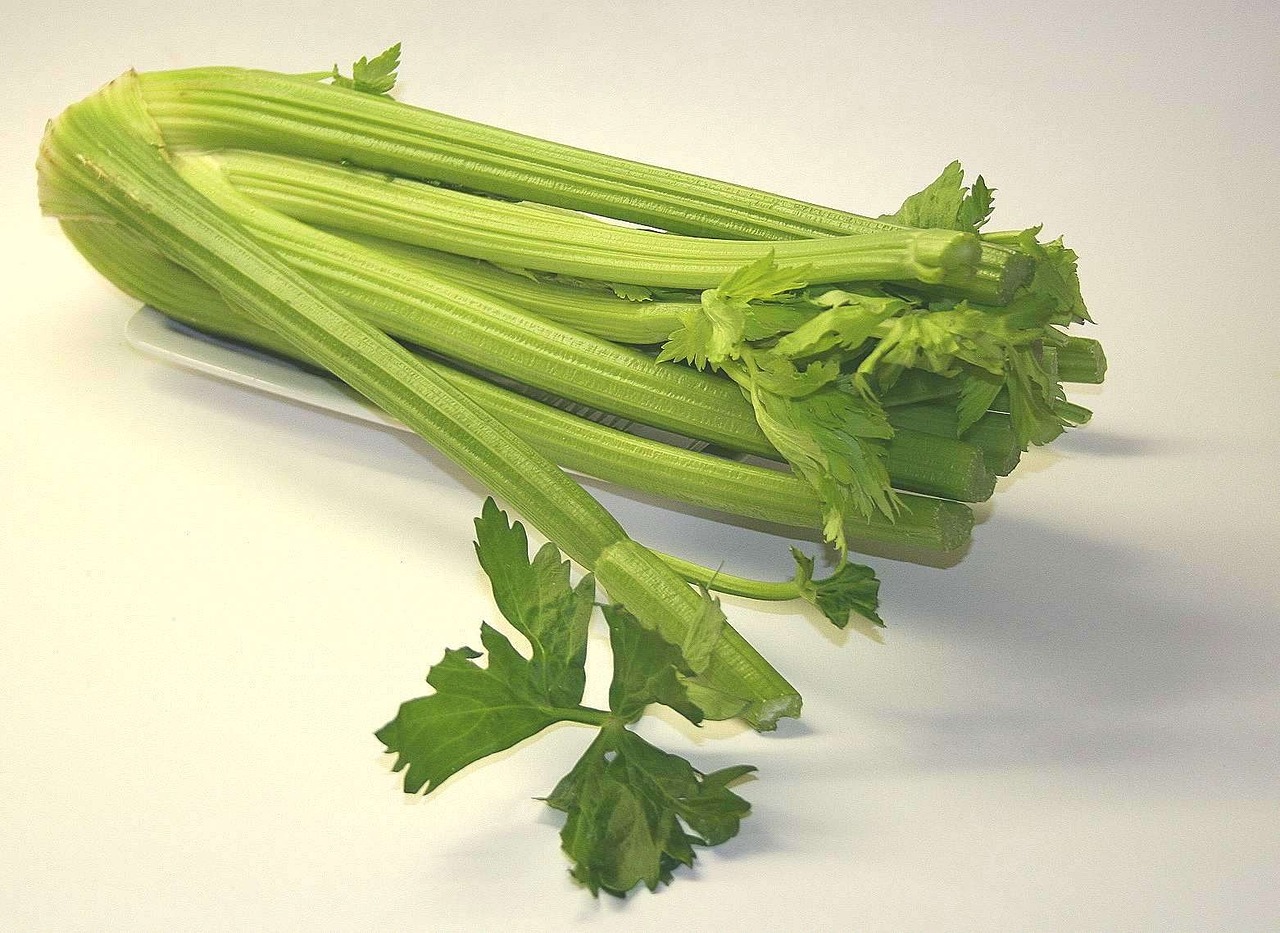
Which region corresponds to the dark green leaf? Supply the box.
[602,604,704,725]
[377,624,581,793]
[378,499,600,794]
[473,498,594,708]
[791,548,883,628]
[544,724,755,897]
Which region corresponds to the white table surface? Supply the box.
[3,3,1277,930]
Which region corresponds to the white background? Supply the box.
[3,2,1278,930]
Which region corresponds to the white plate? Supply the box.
[127,305,421,433]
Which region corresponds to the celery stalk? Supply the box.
[136,67,1027,302]
[62,215,974,556]
[165,153,1000,504]
[39,71,798,729]
[210,149,982,290]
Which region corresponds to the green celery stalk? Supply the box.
[887,404,1021,476]
[62,215,973,556]
[881,431,995,503]
[39,71,797,729]
[135,67,1028,303]
[1058,335,1108,384]
[209,149,981,290]
[161,153,998,504]
[336,234,691,345]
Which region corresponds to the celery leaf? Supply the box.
[473,497,594,708]
[377,623,585,794]
[739,300,816,340]
[332,42,402,96]
[855,303,1019,391]
[662,256,901,548]
[716,250,812,300]
[544,578,754,896]
[771,294,905,359]
[884,161,996,234]
[602,603,705,725]
[545,723,755,897]
[791,549,883,628]
[1004,346,1070,448]
[956,371,1004,436]
[743,372,897,548]
[885,160,966,229]
[982,227,1090,325]
[377,498,596,793]
[607,282,654,301]
[957,174,996,231]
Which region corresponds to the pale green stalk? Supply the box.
[150,154,1000,505]
[211,148,981,290]
[61,215,973,556]
[39,71,797,728]
[135,66,1029,302]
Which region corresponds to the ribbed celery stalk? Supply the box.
[62,215,974,556]
[1058,335,1108,384]
[888,404,1021,476]
[336,231,1020,479]
[338,234,691,345]
[154,153,996,504]
[209,149,981,290]
[134,67,1028,302]
[882,431,995,503]
[39,71,797,729]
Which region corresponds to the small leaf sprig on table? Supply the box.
[379,500,755,897]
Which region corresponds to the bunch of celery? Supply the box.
[37,45,1104,896]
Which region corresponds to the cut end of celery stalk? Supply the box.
[845,496,974,554]
[1059,335,1108,384]
[929,241,1034,306]
[885,430,997,503]
[746,693,805,731]
[926,498,977,553]
[909,229,982,284]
